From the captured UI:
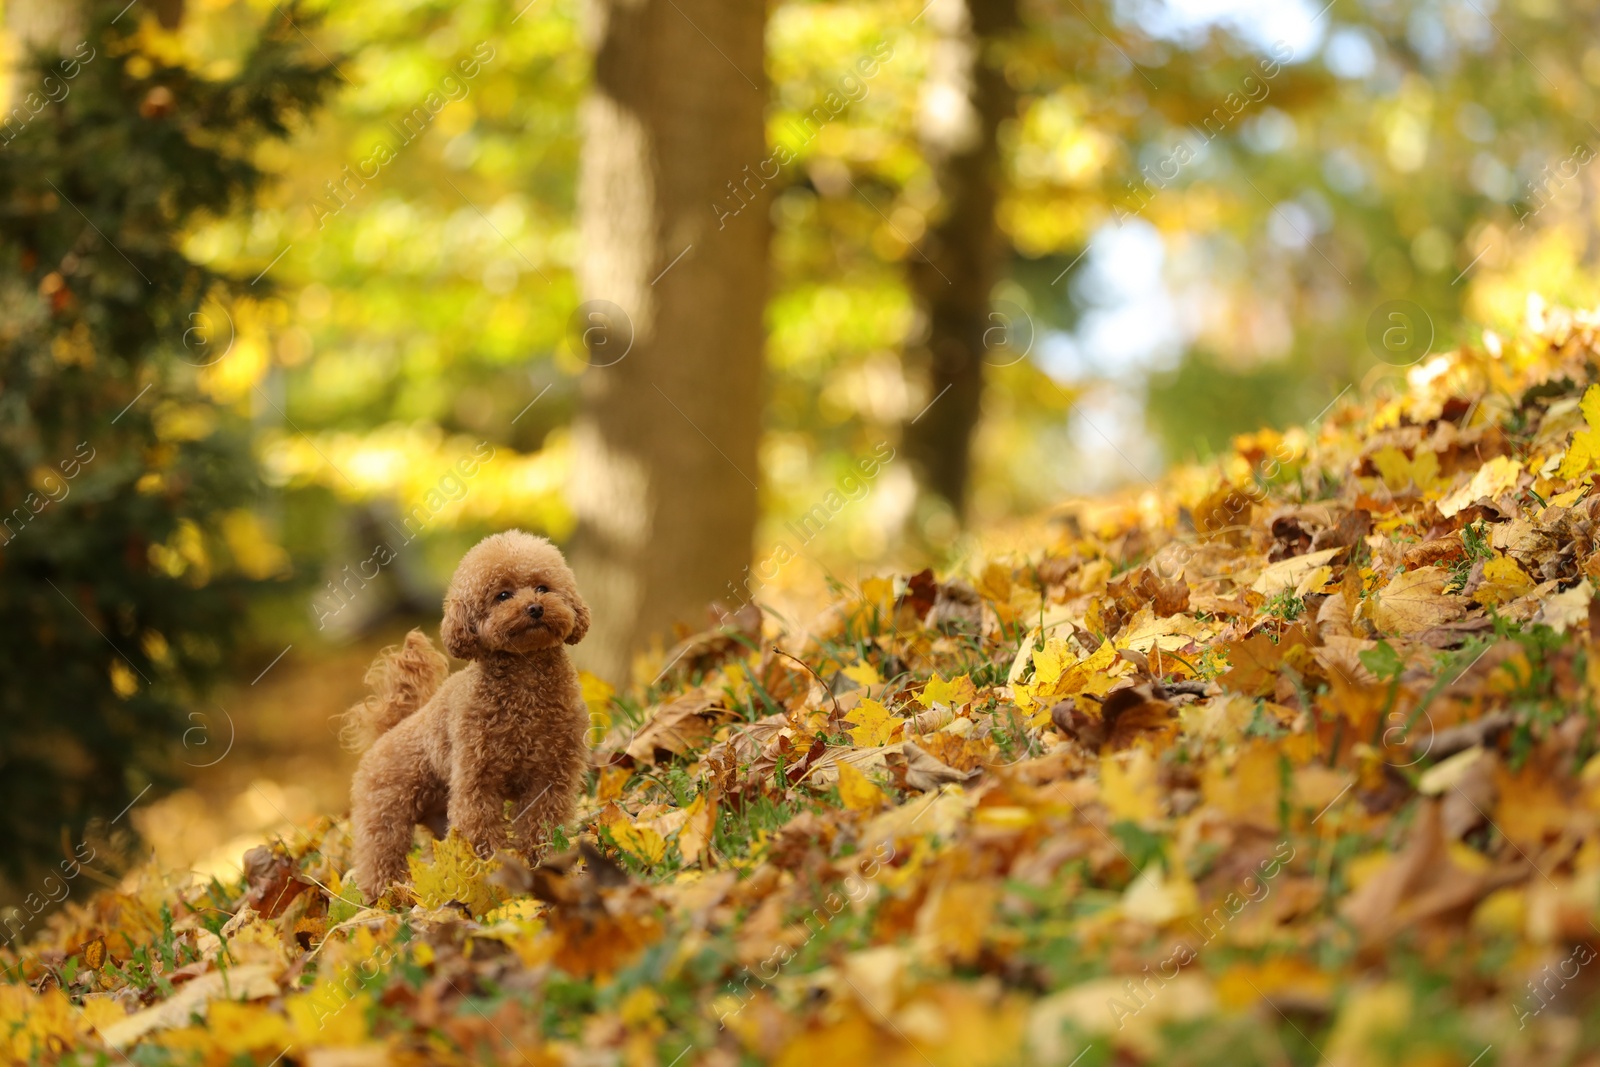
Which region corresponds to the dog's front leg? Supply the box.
[447,760,509,859]
[511,779,574,860]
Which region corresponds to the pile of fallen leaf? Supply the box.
[13,304,1600,1067]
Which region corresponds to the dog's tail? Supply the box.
[339,629,450,752]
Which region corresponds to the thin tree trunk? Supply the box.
[903,0,1018,524]
[569,0,769,683]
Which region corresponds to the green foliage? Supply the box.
[0,1,335,874]
[1446,519,1495,593]
[1147,348,1332,462]
[1262,588,1306,621]
[131,0,1600,635]
[1359,640,1406,683]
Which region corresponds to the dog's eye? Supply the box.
[495,591,513,602]
[535,585,549,594]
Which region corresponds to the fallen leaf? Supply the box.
[409,831,501,917]
[1437,454,1523,516]
[1556,383,1600,479]
[900,740,981,792]
[1250,547,1343,596]
[1220,627,1310,696]
[624,690,738,764]
[1368,566,1466,635]
[837,760,889,810]
[678,789,717,864]
[919,673,977,708]
[845,697,905,747]
[99,965,281,1048]
[239,845,310,920]
[1339,801,1521,948]
[1101,749,1161,823]
[597,803,668,865]
[1541,582,1594,632]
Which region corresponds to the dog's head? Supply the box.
[440,531,590,658]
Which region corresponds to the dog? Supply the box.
[346,530,591,898]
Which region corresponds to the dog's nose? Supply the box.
[527,603,544,620]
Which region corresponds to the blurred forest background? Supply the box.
[4,0,1600,913]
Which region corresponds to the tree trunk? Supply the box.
[569,0,769,683]
[903,0,1018,527]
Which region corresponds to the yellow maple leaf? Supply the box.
[919,673,977,707]
[0,987,80,1061]
[1056,639,1116,695]
[226,916,292,970]
[917,880,997,964]
[580,671,616,746]
[1549,485,1590,508]
[286,980,369,1048]
[972,560,1008,598]
[1559,385,1600,479]
[620,986,665,1027]
[1411,451,1443,492]
[1582,381,1600,429]
[1031,639,1074,688]
[1296,565,1337,596]
[1371,446,1443,493]
[206,1000,292,1056]
[841,661,881,688]
[723,658,758,704]
[1202,741,1282,827]
[1437,454,1524,516]
[1484,556,1532,585]
[859,576,895,613]
[1215,958,1334,1012]
[846,697,904,747]
[409,830,501,917]
[1101,749,1161,822]
[579,669,615,709]
[596,764,631,803]
[1370,446,1409,490]
[1019,639,1117,722]
[485,898,544,925]
[837,761,888,811]
[1474,555,1535,607]
[599,802,667,864]
[284,928,387,1047]
[77,996,125,1036]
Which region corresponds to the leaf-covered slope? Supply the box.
[12,306,1600,1065]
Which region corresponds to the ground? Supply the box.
[9,305,1600,1066]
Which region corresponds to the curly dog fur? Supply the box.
[347,530,591,898]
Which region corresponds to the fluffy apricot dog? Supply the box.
[346,530,591,898]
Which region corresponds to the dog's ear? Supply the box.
[564,590,590,645]
[441,595,482,659]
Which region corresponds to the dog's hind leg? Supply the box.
[351,733,442,898]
